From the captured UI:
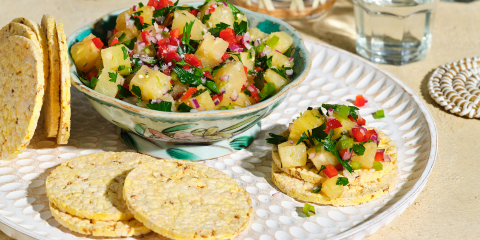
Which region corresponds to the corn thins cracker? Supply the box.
[272,162,399,206]
[41,14,60,138]
[49,202,150,237]
[0,35,44,160]
[123,159,252,240]
[11,18,49,87]
[46,152,158,221]
[55,21,71,144]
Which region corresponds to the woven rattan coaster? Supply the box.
[428,56,480,118]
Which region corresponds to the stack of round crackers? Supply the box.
[46,152,252,239]
[0,15,70,160]
[271,129,399,206]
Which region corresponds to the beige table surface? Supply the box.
[1,0,479,239]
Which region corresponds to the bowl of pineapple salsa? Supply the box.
[68,0,310,144]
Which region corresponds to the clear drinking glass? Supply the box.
[353,0,438,65]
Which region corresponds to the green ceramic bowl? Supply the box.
[67,2,311,144]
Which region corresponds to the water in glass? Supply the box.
[353,0,438,65]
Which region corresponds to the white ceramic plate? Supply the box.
[0,40,437,240]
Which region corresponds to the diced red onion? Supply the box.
[201,77,206,84]
[126,19,135,29]
[289,57,294,62]
[152,65,160,71]
[231,90,238,101]
[147,35,157,44]
[365,100,369,104]
[132,5,137,11]
[275,49,281,53]
[352,126,368,138]
[213,98,221,106]
[369,129,379,144]
[205,9,210,15]
[341,148,352,160]
[219,75,230,81]
[139,56,153,63]
[259,52,266,57]
[168,45,178,51]
[243,32,251,44]
[384,154,391,162]
[272,192,281,198]
[286,69,293,76]
[136,42,146,53]
[247,84,256,93]
[222,1,228,6]
[160,64,168,71]
[230,45,243,52]
[290,140,294,144]
[377,149,385,154]
[151,99,163,104]
[309,210,316,215]
[220,87,226,94]
[309,152,316,159]
[328,108,334,115]
[155,33,163,41]
[254,39,261,47]
[190,98,200,108]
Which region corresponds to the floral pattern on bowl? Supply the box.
[67,2,311,143]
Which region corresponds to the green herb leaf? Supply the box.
[302,203,315,217]
[266,133,287,145]
[233,20,248,35]
[132,10,144,16]
[205,80,220,94]
[191,88,208,97]
[121,46,128,60]
[131,58,142,74]
[118,32,126,42]
[254,72,265,89]
[323,134,354,173]
[271,67,289,79]
[313,186,322,193]
[133,15,144,30]
[317,165,326,174]
[138,2,144,7]
[353,143,366,156]
[296,131,309,146]
[336,177,349,186]
[118,65,126,72]
[209,22,230,37]
[123,37,137,49]
[79,76,91,88]
[90,76,99,89]
[108,72,118,83]
[131,85,142,99]
[172,66,203,85]
[117,84,132,98]
[266,56,272,68]
[202,13,212,24]
[146,101,172,112]
[177,102,193,112]
[258,92,268,101]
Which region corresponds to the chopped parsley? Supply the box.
[352,143,366,156]
[234,20,248,35]
[131,84,142,101]
[146,101,172,112]
[118,32,126,42]
[177,102,193,112]
[322,130,354,173]
[317,165,326,174]
[118,65,126,72]
[108,72,118,83]
[313,185,322,193]
[336,177,349,186]
[209,22,230,37]
[117,84,132,98]
[265,133,287,145]
[121,46,128,60]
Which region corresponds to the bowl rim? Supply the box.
[68,3,311,119]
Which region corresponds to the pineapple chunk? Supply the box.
[233,52,255,71]
[94,68,124,98]
[265,69,288,92]
[232,92,253,107]
[111,28,138,44]
[195,86,216,110]
[172,10,207,41]
[200,1,234,28]
[101,44,131,75]
[351,142,377,169]
[278,141,307,168]
[288,109,326,142]
[321,176,344,199]
[272,51,293,68]
[307,147,339,170]
[332,113,358,139]
[129,65,172,101]
[71,34,101,73]
[195,33,229,68]
[213,61,247,99]
[116,6,154,31]
[247,28,268,40]
[267,31,293,53]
